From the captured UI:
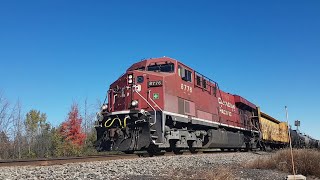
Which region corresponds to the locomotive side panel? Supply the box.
[217,91,242,128]
[164,62,221,125]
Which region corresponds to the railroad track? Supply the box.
[0,149,269,167]
[0,154,137,167]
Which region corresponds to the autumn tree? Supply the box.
[60,103,86,155]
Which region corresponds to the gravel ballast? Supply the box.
[0,152,290,180]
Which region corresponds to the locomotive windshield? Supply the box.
[134,66,145,71]
[147,63,174,73]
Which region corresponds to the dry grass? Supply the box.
[198,167,234,180]
[247,149,320,178]
[167,166,235,180]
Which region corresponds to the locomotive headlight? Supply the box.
[102,104,108,110]
[128,79,133,84]
[128,74,133,79]
[131,100,138,107]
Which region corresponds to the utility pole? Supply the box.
[286,106,296,180]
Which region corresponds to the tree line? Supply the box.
[0,92,99,159]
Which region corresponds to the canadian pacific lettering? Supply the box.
[218,97,235,117]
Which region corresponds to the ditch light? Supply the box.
[128,74,133,84]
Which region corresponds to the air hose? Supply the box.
[104,116,130,128]
[104,117,122,128]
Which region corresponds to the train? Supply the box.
[290,129,319,149]
[94,57,319,154]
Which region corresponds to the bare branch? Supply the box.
[0,93,12,134]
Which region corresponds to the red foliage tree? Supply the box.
[60,103,86,147]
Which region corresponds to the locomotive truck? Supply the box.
[94,57,316,154]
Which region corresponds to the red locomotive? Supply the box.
[95,57,265,154]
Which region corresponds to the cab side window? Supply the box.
[196,75,201,86]
[212,84,217,97]
[202,79,207,89]
[178,65,192,82]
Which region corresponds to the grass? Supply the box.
[247,149,320,178]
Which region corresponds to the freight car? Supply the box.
[94,57,316,154]
[257,108,289,150]
[290,129,319,149]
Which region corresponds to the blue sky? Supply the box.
[0,1,319,139]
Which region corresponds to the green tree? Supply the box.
[82,127,98,155]
[25,110,47,157]
[51,127,64,157]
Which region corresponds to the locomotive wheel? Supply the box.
[173,148,183,155]
[189,147,198,154]
[165,148,172,152]
[147,144,161,157]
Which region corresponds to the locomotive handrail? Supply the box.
[133,86,157,126]
[194,70,218,85]
[148,90,163,112]
[148,89,163,127]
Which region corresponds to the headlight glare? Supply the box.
[131,100,138,107]
[102,104,108,110]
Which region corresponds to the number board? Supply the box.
[148,80,163,87]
